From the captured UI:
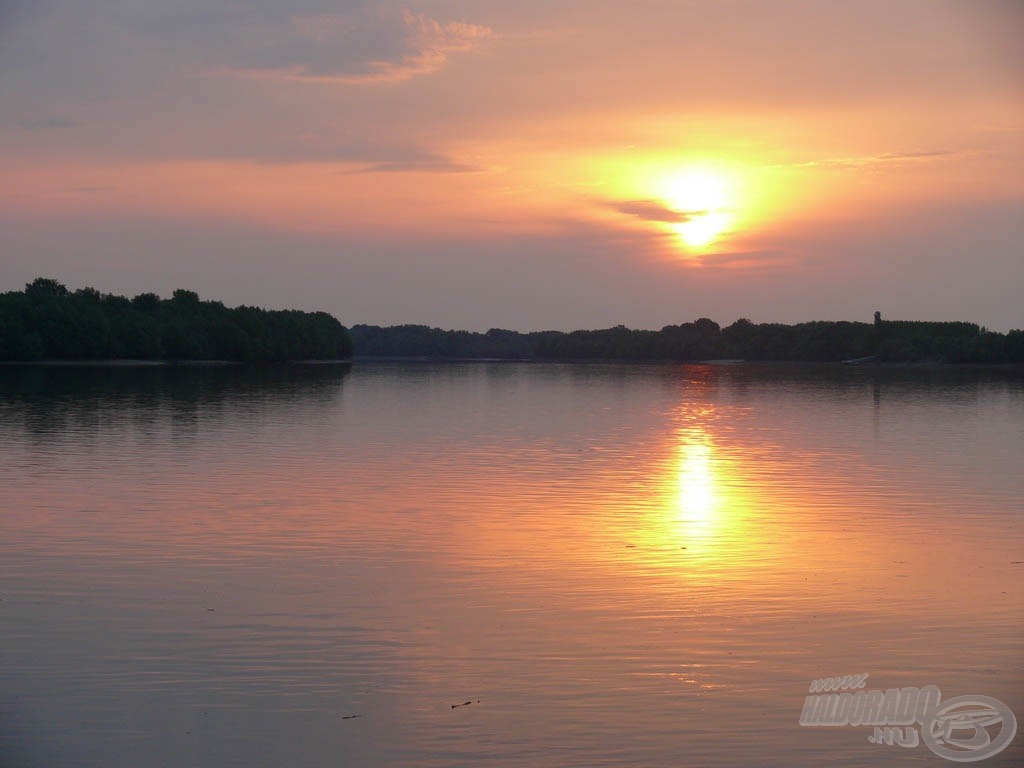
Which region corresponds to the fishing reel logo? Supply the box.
[799,674,1017,762]
[923,695,1017,763]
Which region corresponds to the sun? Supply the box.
[661,169,734,249]
[677,211,730,248]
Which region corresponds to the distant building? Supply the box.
[876,317,979,337]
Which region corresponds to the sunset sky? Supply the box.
[1,0,1022,331]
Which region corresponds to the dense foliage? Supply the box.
[0,278,352,362]
[351,318,1024,364]
[2,277,1017,364]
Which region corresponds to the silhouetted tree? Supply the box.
[349,316,1015,364]
[0,279,352,362]
[25,277,69,298]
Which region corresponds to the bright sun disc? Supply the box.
[666,170,728,212]
[675,212,729,247]
[662,169,733,249]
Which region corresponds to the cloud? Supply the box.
[611,199,704,224]
[19,117,78,131]
[341,158,484,174]
[697,249,793,269]
[782,150,958,171]
[215,8,494,85]
[877,150,954,160]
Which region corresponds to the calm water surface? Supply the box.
[0,363,1021,767]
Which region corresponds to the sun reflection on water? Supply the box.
[620,391,783,584]
[663,420,746,569]
[675,431,718,540]
[622,397,756,575]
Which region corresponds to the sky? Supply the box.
[1,0,1022,331]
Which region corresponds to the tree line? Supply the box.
[2,277,1019,363]
[0,278,353,362]
[351,317,1024,364]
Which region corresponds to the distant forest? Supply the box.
[0,278,353,362]
[2,278,1021,364]
[352,317,1024,364]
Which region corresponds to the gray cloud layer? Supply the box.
[211,7,493,84]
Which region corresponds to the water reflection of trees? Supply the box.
[0,365,350,443]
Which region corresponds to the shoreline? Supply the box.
[0,359,353,367]
[1,357,1020,370]
[351,356,1024,369]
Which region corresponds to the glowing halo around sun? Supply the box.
[602,157,759,255]
[677,210,730,248]
[663,169,734,249]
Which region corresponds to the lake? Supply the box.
[1,362,1021,767]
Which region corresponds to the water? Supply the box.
[1,362,1021,767]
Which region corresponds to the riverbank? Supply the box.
[0,359,352,367]
[349,356,1024,369]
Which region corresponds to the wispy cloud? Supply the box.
[65,185,113,194]
[341,158,484,175]
[215,9,493,85]
[781,150,958,171]
[19,117,78,131]
[611,199,703,224]
[697,249,793,269]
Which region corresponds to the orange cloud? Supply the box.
[778,149,959,171]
